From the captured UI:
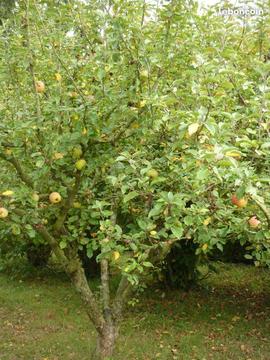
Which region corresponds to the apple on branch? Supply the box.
[231,194,248,208]
[49,192,62,204]
[75,159,86,171]
[248,216,261,229]
[147,169,159,179]
[0,207,8,218]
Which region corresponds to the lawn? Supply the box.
[0,262,270,360]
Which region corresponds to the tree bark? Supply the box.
[93,323,117,360]
[69,261,105,334]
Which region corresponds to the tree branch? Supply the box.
[0,153,34,189]
[100,259,112,322]
[111,115,138,145]
[36,224,105,334]
[9,205,105,334]
[112,275,132,324]
[53,172,81,234]
[35,224,70,266]
[251,194,270,227]
[69,263,105,334]
[112,238,178,323]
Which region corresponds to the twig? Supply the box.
[251,194,270,227]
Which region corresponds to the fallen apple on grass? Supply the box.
[35,80,45,93]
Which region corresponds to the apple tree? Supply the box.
[0,0,269,358]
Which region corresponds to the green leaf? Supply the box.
[167,192,174,203]
[216,243,223,251]
[148,204,163,218]
[59,241,67,249]
[123,191,139,203]
[35,159,45,168]
[184,216,193,226]
[261,142,270,149]
[142,261,154,268]
[171,225,183,238]
[86,247,93,259]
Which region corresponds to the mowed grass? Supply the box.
[0,262,270,360]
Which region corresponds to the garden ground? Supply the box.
[0,262,270,360]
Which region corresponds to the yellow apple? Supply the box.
[69,91,78,98]
[2,190,14,197]
[72,146,83,159]
[52,152,64,160]
[75,159,87,171]
[202,243,208,251]
[138,100,146,108]
[203,217,212,226]
[131,122,139,129]
[140,69,149,78]
[32,193,39,202]
[71,114,79,122]
[0,207,8,218]
[147,169,159,179]
[73,202,81,208]
[49,192,62,204]
[237,198,248,208]
[55,73,62,81]
[5,148,12,156]
[112,251,120,261]
[82,128,88,136]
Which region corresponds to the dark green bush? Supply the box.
[162,240,201,290]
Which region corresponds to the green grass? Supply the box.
[0,262,270,359]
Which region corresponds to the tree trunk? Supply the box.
[92,324,117,360]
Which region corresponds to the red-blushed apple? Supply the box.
[231,194,248,208]
[248,216,261,229]
[231,194,239,206]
